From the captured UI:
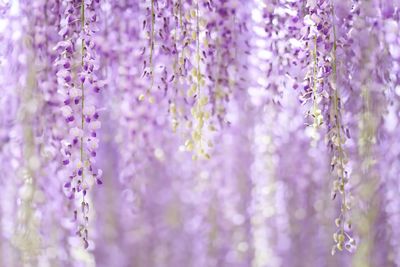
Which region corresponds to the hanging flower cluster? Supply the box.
[1,0,400,266]
[55,0,103,249]
[300,0,332,137]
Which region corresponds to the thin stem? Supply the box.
[196,0,202,152]
[80,0,87,224]
[331,4,346,236]
[196,0,200,98]
[80,0,85,168]
[231,12,237,91]
[312,36,318,118]
[149,0,155,95]
[173,0,180,91]
[179,0,182,28]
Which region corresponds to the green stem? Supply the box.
[196,0,200,98]
[179,0,182,28]
[80,0,86,218]
[331,4,346,236]
[173,0,180,91]
[312,36,318,119]
[149,0,155,94]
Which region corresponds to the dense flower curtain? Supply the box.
[0,0,399,266]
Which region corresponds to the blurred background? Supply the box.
[1,0,400,266]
